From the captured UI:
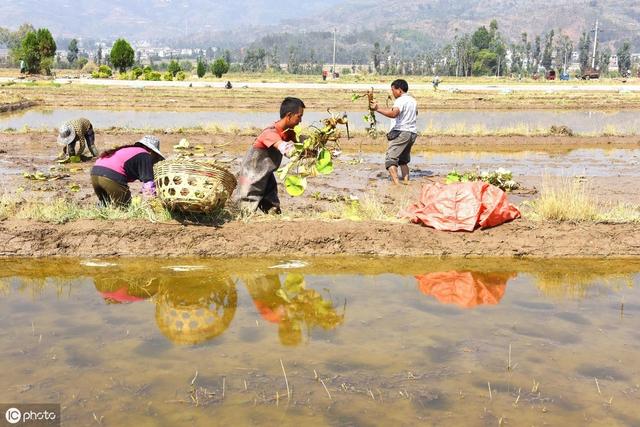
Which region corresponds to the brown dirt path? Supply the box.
[0,219,638,258]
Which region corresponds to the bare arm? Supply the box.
[371,102,400,118]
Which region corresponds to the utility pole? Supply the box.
[332,27,337,79]
[591,19,599,69]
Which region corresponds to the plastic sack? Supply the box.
[400,182,521,231]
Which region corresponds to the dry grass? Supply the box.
[524,177,640,223]
[1,193,178,223]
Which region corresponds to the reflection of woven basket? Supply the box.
[154,159,237,213]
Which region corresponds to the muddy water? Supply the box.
[3,108,640,133]
[0,258,638,426]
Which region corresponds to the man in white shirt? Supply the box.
[370,79,418,185]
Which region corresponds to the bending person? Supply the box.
[57,117,99,161]
[90,135,164,206]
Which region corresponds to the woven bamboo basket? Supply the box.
[154,159,237,213]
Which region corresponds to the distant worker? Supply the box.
[90,135,164,206]
[19,60,26,74]
[370,79,418,185]
[432,75,441,91]
[322,70,328,81]
[234,97,305,214]
[225,81,233,89]
[56,118,99,161]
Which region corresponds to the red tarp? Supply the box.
[401,182,521,231]
[416,271,516,308]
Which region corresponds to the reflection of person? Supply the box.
[155,273,237,345]
[235,97,305,214]
[94,276,160,304]
[90,135,164,206]
[244,273,344,346]
[57,118,99,161]
[416,271,516,308]
[370,79,418,185]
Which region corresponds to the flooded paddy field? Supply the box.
[0,258,638,426]
[4,107,640,135]
[5,82,640,112]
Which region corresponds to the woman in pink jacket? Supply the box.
[90,135,164,206]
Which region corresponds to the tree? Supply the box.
[556,33,573,73]
[578,32,591,72]
[212,58,229,77]
[223,49,232,65]
[20,32,40,73]
[67,38,78,64]
[196,58,206,78]
[372,42,381,73]
[617,41,631,75]
[471,26,491,50]
[110,38,134,73]
[167,59,181,76]
[241,48,265,72]
[472,49,497,76]
[541,30,554,70]
[598,47,611,75]
[18,27,56,74]
[287,46,300,74]
[96,46,102,65]
[36,28,56,59]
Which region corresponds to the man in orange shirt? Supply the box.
[235,97,305,214]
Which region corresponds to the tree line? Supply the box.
[1,20,635,77]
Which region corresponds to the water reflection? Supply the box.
[94,276,160,304]
[154,273,237,345]
[243,273,344,346]
[416,271,516,308]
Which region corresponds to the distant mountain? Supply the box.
[307,0,640,49]
[1,0,639,49]
[0,0,342,40]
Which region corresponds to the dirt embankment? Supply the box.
[0,219,639,258]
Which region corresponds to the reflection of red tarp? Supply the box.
[401,182,521,231]
[253,300,285,323]
[416,271,515,308]
[99,288,146,304]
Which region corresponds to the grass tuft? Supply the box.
[524,177,640,223]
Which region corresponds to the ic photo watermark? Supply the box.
[1,404,59,427]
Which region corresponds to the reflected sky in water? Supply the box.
[4,108,640,133]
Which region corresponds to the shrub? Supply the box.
[143,70,161,81]
[211,58,229,78]
[98,65,112,76]
[167,60,181,77]
[175,71,187,81]
[131,66,143,79]
[81,60,98,74]
[162,71,173,81]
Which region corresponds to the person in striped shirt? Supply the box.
[56,117,99,161]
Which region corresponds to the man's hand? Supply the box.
[276,140,295,157]
[369,101,378,111]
